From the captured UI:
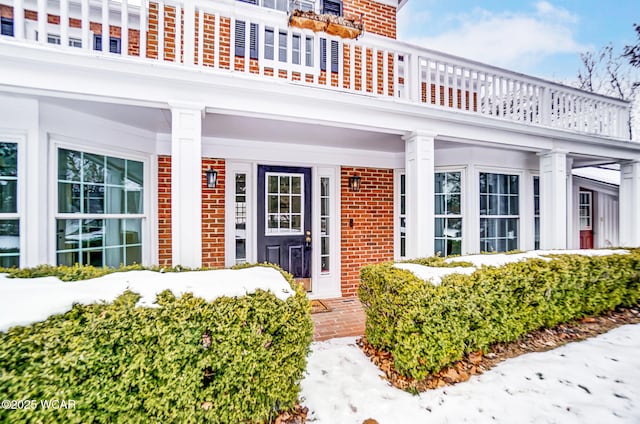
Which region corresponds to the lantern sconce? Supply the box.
[205,168,218,188]
[348,174,361,192]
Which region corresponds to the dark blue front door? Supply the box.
[257,166,312,280]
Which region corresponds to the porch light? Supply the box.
[348,174,361,192]
[205,168,218,188]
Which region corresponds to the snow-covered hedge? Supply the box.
[0,264,313,423]
[359,250,640,380]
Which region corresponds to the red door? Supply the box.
[579,190,593,249]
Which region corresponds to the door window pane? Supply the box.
[265,173,304,235]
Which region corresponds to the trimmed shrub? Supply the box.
[0,263,198,281]
[0,265,313,423]
[359,251,640,380]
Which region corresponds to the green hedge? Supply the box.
[0,265,313,423]
[359,251,640,380]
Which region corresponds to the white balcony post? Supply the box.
[619,160,640,247]
[403,130,436,259]
[183,0,195,66]
[539,150,568,249]
[407,52,421,103]
[14,0,24,40]
[170,103,204,268]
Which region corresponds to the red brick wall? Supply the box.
[201,158,225,268]
[158,155,172,266]
[158,156,226,268]
[341,167,394,297]
[343,0,397,39]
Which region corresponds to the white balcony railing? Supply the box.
[0,0,631,139]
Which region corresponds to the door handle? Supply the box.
[305,230,312,248]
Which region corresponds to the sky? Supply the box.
[397,1,639,84]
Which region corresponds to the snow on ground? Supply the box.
[394,263,475,285]
[301,324,640,424]
[0,267,293,332]
[395,249,628,285]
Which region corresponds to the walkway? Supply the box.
[311,297,365,341]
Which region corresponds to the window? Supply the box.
[399,173,406,258]
[480,173,519,252]
[1,17,14,37]
[265,173,303,234]
[263,0,288,11]
[56,148,144,267]
[0,142,19,267]
[278,30,287,62]
[47,34,82,48]
[235,174,247,264]
[94,34,121,54]
[322,0,343,15]
[435,172,462,256]
[533,176,540,250]
[239,0,313,12]
[305,36,313,67]
[292,34,301,65]
[235,21,258,59]
[320,177,331,273]
[579,191,592,230]
[320,38,339,73]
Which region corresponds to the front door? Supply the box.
[257,166,312,289]
[579,190,594,249]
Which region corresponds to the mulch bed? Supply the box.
[272,405,308,424]
[357,304,640,393]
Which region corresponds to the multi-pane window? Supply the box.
[47,34,82,48]
[266,173,303,234]
[1,18,14,37]
[239,0,314,11]
[278,31,287,62]
[56,148,144,267]
[320,177,331,273]
[435,172,462,256]
[399,173,406,258]
[322,0,343,15]
[305,36,314,67]
[235,174,247,264]
[479,173,519,252]
[0,142,19,267]
[533,176,540,250]
[579,191,592,230]
[94,35,122,54]
[292,34,301,65]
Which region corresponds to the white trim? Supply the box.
[393,168,404,260]
[49,135,154,267]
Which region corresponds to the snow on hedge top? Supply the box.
[0,267,293,332]
[397,249,628,285]
[446,249,629,268]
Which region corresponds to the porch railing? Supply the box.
[0,0,631,139]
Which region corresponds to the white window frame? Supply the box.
[264,171,305,236]
[579,190,593,231]
[49,137,152,267]
[0,132,25,268]
[434,168,465,257]
[477,169,523,253]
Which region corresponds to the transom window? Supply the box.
[480,172,519,252]
[266,173,304,234]
[56,148,144,267]
[435,172,462,256]
[0,142,19,267]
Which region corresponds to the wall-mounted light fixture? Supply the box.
[348,174,361,192]
[205,168,218,188]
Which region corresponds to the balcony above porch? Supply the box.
[0,0,632,140]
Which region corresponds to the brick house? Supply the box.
[0,0,638,298]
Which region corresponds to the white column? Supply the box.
[539,150,567,249]
[565,157,575,248]
[619,160,640,247]
[403,130,435,259]
[170,103,204,267]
